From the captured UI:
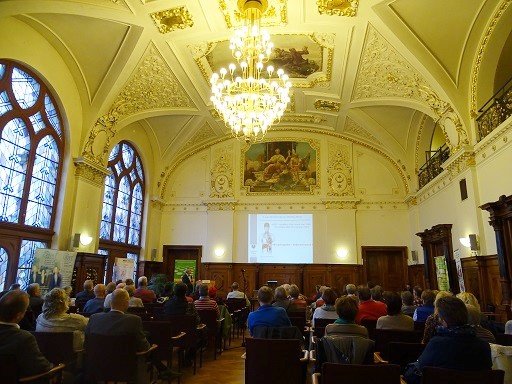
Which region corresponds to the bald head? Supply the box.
[110,288,129,312]
[0,290,29,323]
[93,284,106,299]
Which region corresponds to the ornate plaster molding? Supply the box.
[82,43,194,165]
[73,157,110,187]
[314,99,340,112]
[317,0,359,16]
[322,199,359,209]
[210,146,234,198]
[327,142,354,197]
[343,117,381,145]
[353,25,468,152]
[150,6,194,34]
[218,0,288,28]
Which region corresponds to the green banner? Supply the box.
[434,255,450,291]
[173,259,196,283]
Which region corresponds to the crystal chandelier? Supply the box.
[210,0,291,142]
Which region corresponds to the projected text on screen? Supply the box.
[247,214,313,263]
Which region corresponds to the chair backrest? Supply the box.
[387,342,425,371]
[414,321,426,332]
[374,329,423,358]
[197,309,219,336]
[161,314,198,348]
[252,326,304,341]
[245,338,302,384]
[32,331,75,365]
[142,321,174,362]
[85,333,138,382]
[321,362,401,384]
[421,367,504,384]
[497,333,512,346]
[313,318,335,337]
[360,319,377,339]
[289,315,306,331]
[225,298,247,313]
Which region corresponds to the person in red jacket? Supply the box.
[355,286,387,324]
[133,276,156,303]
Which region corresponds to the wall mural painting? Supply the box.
[243,141,318,193]
[207,35,323,79]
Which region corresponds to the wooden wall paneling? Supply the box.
[138,261,163,282]
[461,257,483,306]
[303,265,330,297]
[480,256,502,310]
[258,264,303,291]
[202,263,232,297]
[232,264,259,297]
[407,265,425,288]
[72,253,107,295]
[330,265,363,295]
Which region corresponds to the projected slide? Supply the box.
[248,214,313,263]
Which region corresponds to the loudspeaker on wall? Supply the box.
[151,248,157,261]
[469,234,479,251]
[411,250,418,263]
[71,233,81,248]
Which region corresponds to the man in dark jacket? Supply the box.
[404,296,492,384]
[75,279,95,308]
[0,290,52,377]
[163,282,200,324]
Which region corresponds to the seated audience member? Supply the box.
[163,282,201,324]
[413,289,436,322]
[312,288,338,326]
[355,286,387,324]
[371,285,384,302]
[102,282,117,309]
[247,286,291,335]
[63,286,73,305]
[401,291,417,317]
[315,286,328,308]
[104,282,126,309]
[193,283,220,317]
[466,304,495,343]
[75,279,95,308]
[27,283,44,317]
[421,291,452,344]
[0,290,52,377]
[457,292,486,323]
[125,278,134,287]
[83,284,106,314]
[506,319,512,335]
[36,288,88,351]
[311,285,322,301]
[346,284,358,301]
[404,296,492,384]
[325,296,368,338]
[273,286,291,312]
[134,276,156,304]
[377,291,414,331]
[126,285,144,308]
[227,282,246,299]
[208,285,223,305]
[412,286,423,306]
[288,284,307,314]
[157,282,174,303]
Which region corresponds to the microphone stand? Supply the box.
[241,269,248,347]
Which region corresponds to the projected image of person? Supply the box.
[261,222,273,254]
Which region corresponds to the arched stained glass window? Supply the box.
[0,60,64,290]
[100,141,145,246]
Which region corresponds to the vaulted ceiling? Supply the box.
[2,0,509,178]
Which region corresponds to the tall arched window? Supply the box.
[99,141,144,281]
[0,60,64,290]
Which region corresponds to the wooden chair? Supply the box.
[387,342,425,371]
[245,337,308,384]
[312,362,401,384]
[496,333,512,346]
[32,331,80,366]
[414,321,426,332]
[197,309,224,360]
[225,298,248,339]
[0,355,65,384]
[142,320,186,378]
[421,367,505,384]
[361,318,378,340]
[84,333,157,383]
[374,329,423,359]
[311,318,335,338]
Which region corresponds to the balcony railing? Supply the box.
[418,144,450,189]
[476,76,512,141]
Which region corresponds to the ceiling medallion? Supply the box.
[210,0,292,142]
[150,6,194,34]
[317,0,359,17]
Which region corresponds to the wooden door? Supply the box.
[162,245,202,284]
[362,246,408,292]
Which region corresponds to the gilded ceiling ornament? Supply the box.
[150,6,194,34]
[343,117,381,145]
[210,146,234,198]
[73,157,110,187]
[327,142,353,197]
[470,0,511,117]
[414,115,428,173]
[280,114,326,124]
[317,0,359,17]
[218,0,287,28]
[353,25,468,152]
[314,99,340,112]
[81,44,194,164]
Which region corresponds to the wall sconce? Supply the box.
[336,248,348,260]
[80,233,93,246]
[459,237,471,248]
[214,247,225,258]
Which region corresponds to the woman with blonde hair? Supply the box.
[36,288,88,350]
[456,292,479,308]
[422,290,453,344]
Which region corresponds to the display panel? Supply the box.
[247,214,313,263]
